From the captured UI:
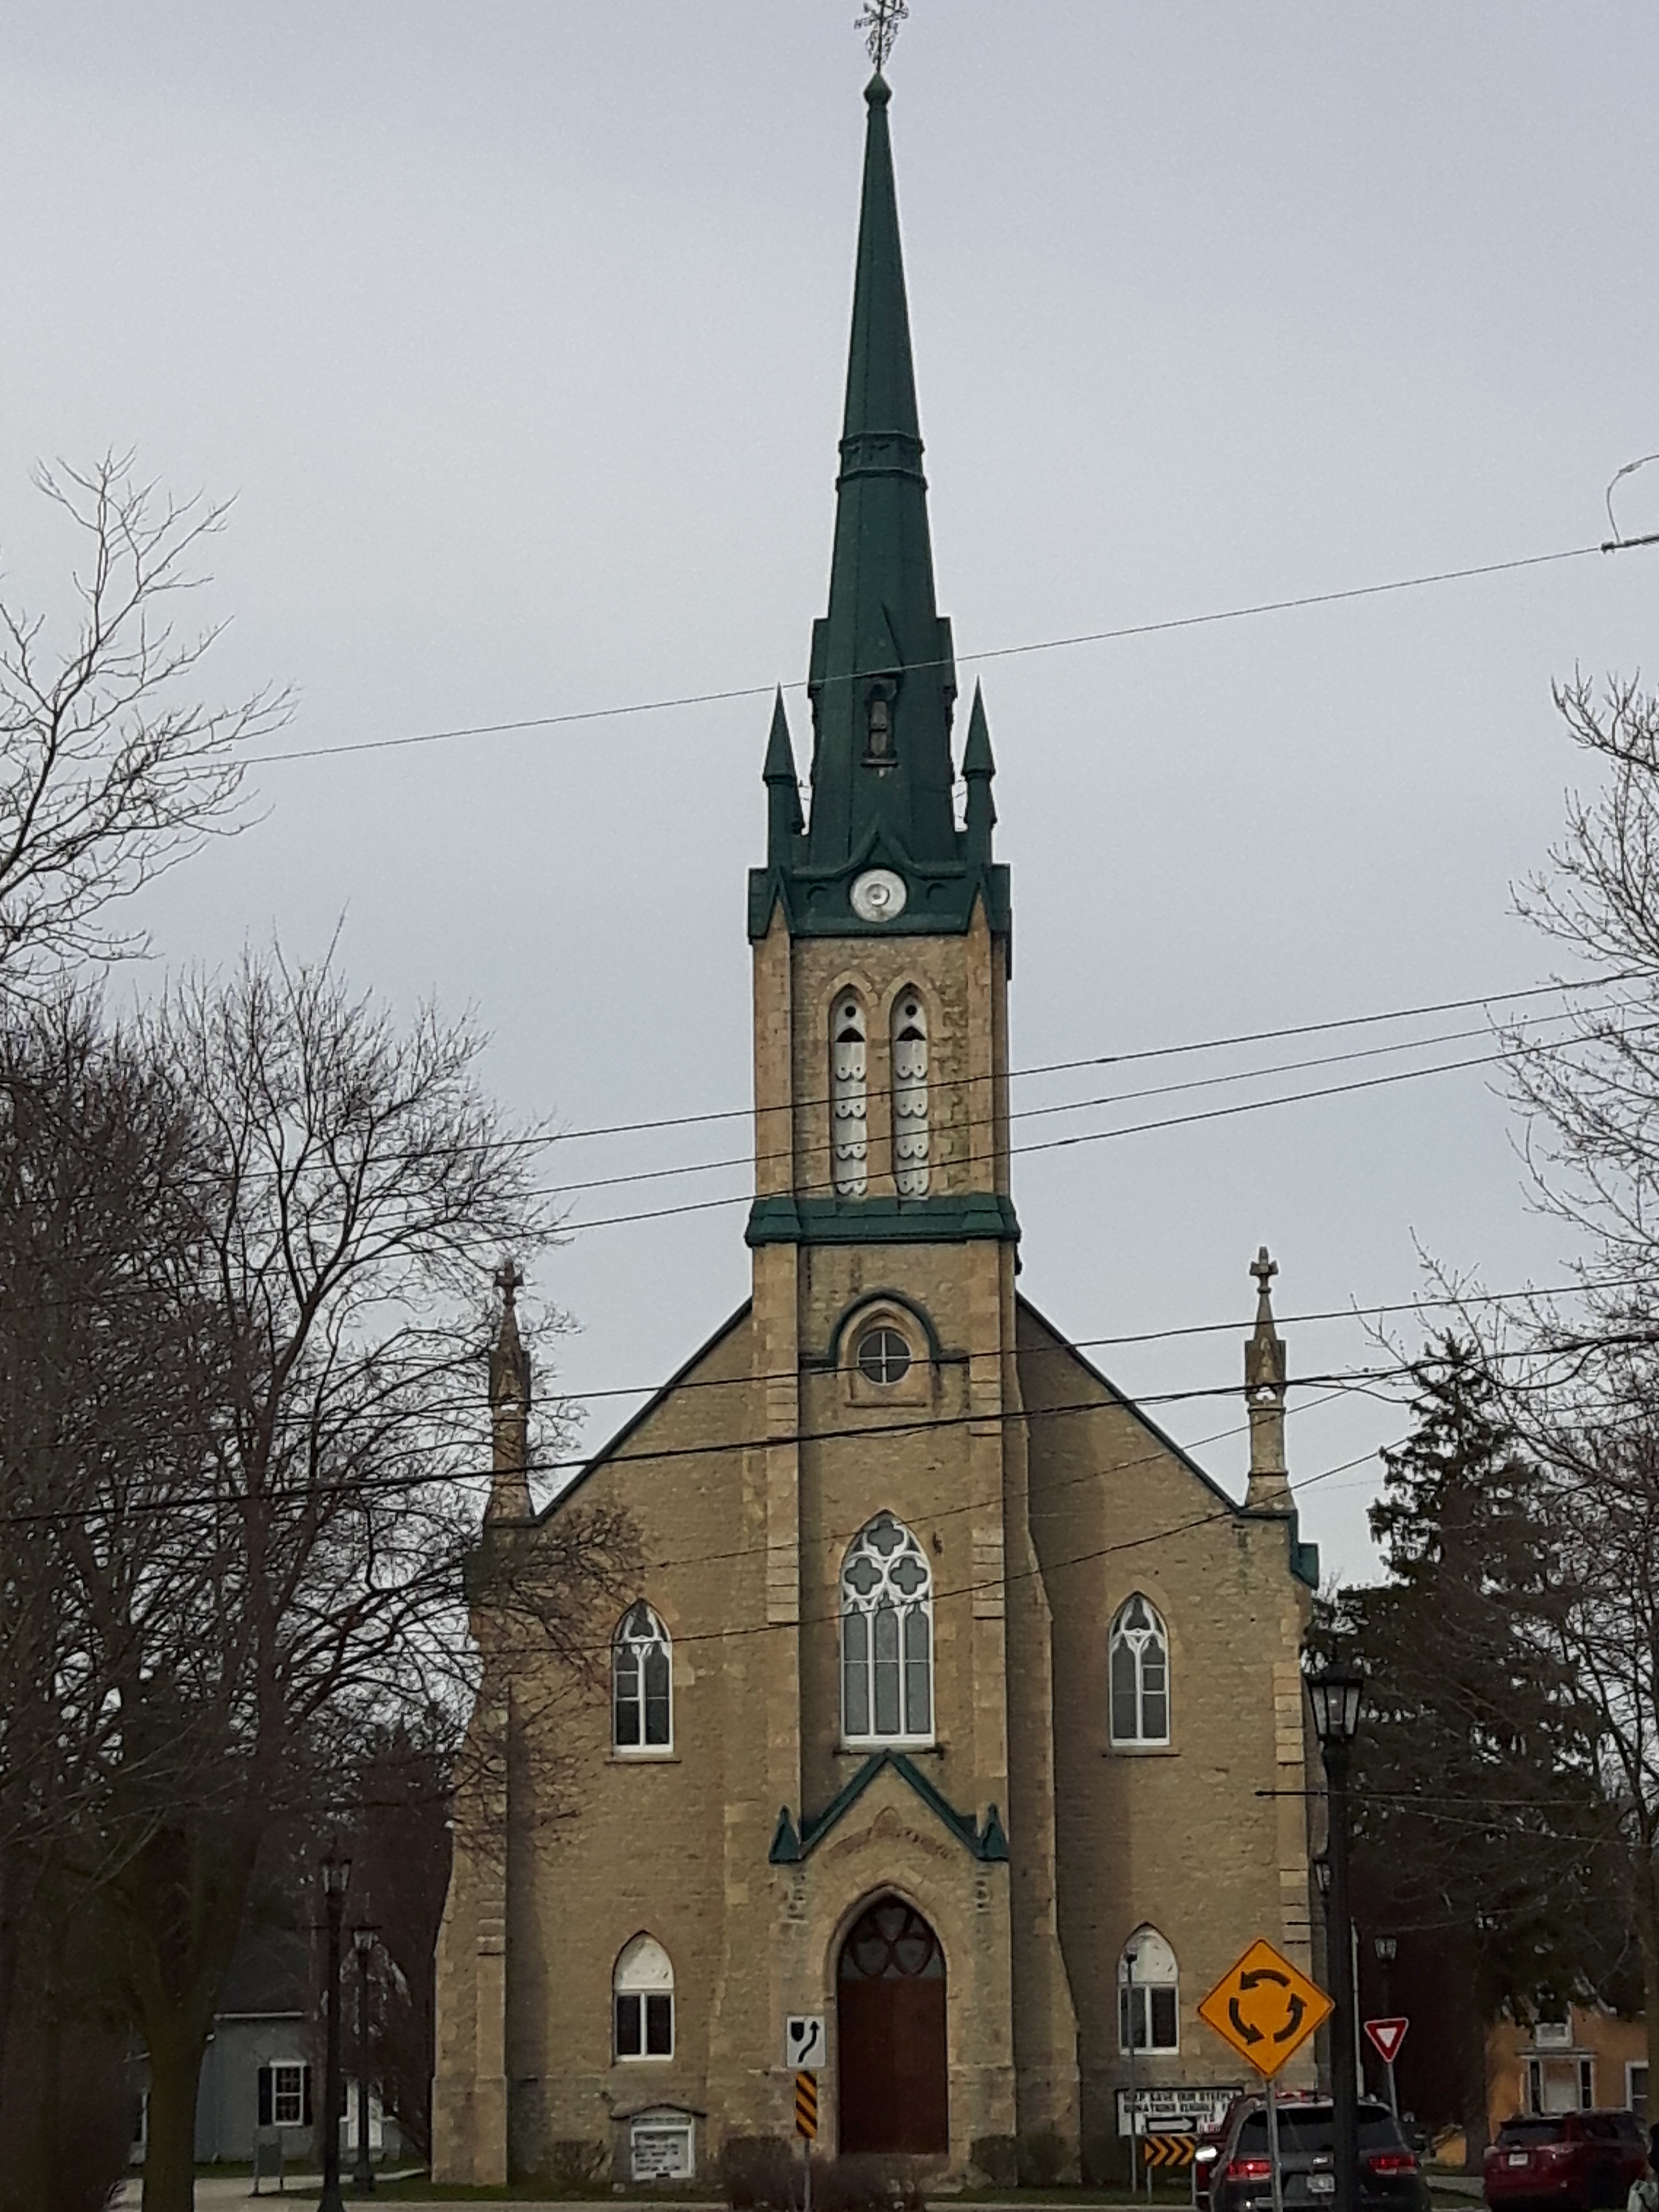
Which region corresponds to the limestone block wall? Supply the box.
[1014,1299,1316,2177]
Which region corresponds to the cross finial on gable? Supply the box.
[856,0,909,72]
[495,1256,524,1309]
[1250,1246,1277,1299]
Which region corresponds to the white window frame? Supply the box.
[614,1934,675,2062]
[1578,2058,1595,2110]
[1110,1594,1171,1747]
[270,2061,308,2127]
[1525,2058,1544,2114]
[1118,1927,1180,2054]
[840,1512,934,1748]
[1627,2061,1648,2121]
[892,989,929,1197]
[612,1602,672,1755]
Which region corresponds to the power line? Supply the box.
[247,541,1624,767]
[532,969,1638,1160]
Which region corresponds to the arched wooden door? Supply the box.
[837,1897,948,2155]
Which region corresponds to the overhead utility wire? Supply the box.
[479,971,1638,1158]
[247,540,1647,767]
[533,1005,1600,1204]
[559,1029,1613,1234]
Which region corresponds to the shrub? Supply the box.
[550,2137,611,2189]
[812,2152,929,2211]
[719,2134,799,2208]
[971,2136,1020,2189]
[1017,2128,1070,2188]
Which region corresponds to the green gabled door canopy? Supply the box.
[747,73,1011,951]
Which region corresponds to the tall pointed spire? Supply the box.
[486,1257,532,1524]
[1244,1247,1292,1511]
[805,71,957,874]
[747,70,1009,950]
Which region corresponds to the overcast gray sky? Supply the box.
[4,2,1657,1583]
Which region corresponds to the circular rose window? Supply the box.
[856,1327,911,1385]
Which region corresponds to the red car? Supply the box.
[1483,2111,1648,2212]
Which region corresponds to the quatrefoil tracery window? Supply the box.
[840,1512,934,1745]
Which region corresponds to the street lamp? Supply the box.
[319,1841,352,2212]
[1308,1662,1365,2212]
[352,1927,377,2192]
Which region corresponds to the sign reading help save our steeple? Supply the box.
[747,69,1009,948]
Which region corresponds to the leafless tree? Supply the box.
[0,955,633,2212]
[0,453,287,990]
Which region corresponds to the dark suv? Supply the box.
[1207,2097,1430,2212]
[1482,2112,1648,2211]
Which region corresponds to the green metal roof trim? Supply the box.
[747,1192,1019,1247]
[769,1749,1009,1866]
[750,76,1011,956]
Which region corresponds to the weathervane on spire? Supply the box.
[855,0,908,71]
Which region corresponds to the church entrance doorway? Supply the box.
[836,1896,948,2156]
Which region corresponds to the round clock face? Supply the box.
[849,868,907,923]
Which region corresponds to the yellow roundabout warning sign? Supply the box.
[1196,1938,1333,2078]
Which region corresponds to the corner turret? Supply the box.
[486,1257,532,1524]
[1244,1247,1292,1512]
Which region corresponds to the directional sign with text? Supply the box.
[786,2015,827,2070]
[1197,1939,1333,2078]
[1365,2017,1409,2066]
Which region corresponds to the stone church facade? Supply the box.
[433,69,1319,2190]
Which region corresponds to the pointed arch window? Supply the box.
[892,990,929,1197]
[840,1512,933,1745]
[614,1934,674,2059]
[1118,1927,1179,2052]
[831,994,869,1198]
[613,1602,672,1752]
[1110,1594,1170,1746]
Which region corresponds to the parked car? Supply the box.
[1482,2111,1648,2212]
[1207,2096,1430,2212]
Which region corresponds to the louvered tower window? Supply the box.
[892,991,929,1196]
[831,994,869,1197]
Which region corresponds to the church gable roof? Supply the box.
[1014,1293,1319,1586]
[534,1298,753,1522]
[769,1749,1008,1866]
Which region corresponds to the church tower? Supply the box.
[737,66,1079,2161]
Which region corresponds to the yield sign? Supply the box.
[1198,1939,1334,2078]
[1365,2017,1409,2065]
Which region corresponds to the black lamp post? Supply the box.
[319,1840,352,2212]
[1308,1663,1365,2212]
[352,1927,376,2191]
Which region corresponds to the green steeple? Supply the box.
[749,72,1009,947]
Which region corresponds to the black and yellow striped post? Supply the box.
[795,2071,818,2212]
[794,2070,818,2139]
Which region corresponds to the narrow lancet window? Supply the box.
[831,994,869,1197]
[841,1512,934,1745]
[893,991,929,1197]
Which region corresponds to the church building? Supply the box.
[433,63,1319,2190]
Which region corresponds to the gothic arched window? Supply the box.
[840,1512,933,1745]
[1109,1593,1170,1746]
[613,1602,672,1752]
[831,994,869,1198]
[614,1934,674,2059]
[892,990,930,1197]
[1118,1926,1179,2052]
